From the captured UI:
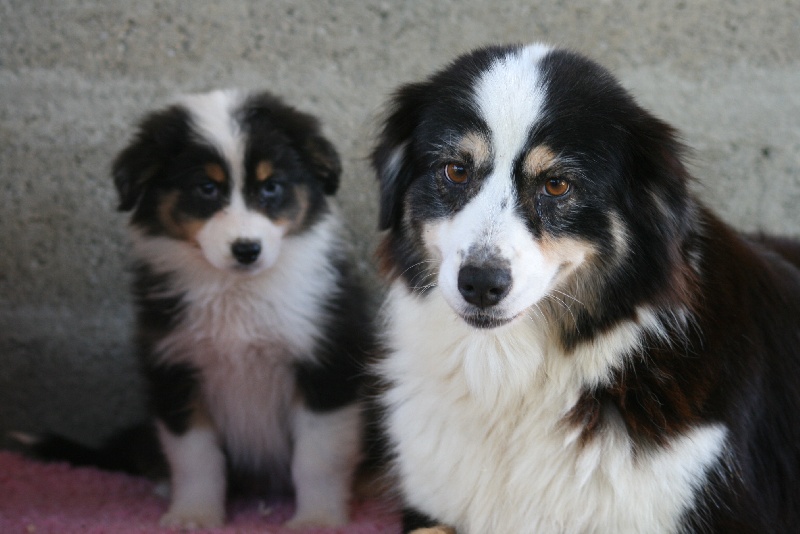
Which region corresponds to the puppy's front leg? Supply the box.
[285,403,362,528]
[157,421,227,529]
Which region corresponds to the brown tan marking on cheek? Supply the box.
[272,185,310,235]
[538,235,603,328]
[255,160,274,182]
[457,131,491,168]
[204,163,226,183]
[523,144,559,177]
[539,235,596,279]
[157,191,205,245]
[189,397,214,429]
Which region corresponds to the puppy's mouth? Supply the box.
[460,311,515,329]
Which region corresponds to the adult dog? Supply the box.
[372,44,800,533]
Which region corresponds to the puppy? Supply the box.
[111,89,374,528]
[372,44,800,533]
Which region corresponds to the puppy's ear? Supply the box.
[112,106,190,212]
[371,82,428,231]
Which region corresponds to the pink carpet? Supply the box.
[0,451,401,533]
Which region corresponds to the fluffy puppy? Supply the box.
[372,44,800,533]
[112,89,373,529]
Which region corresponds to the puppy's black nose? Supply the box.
[231,240,261,265]
[458,264,512,308]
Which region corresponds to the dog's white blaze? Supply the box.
[182,89,245,179]
[426,45,561,323]
[180,90,288,273]
[474,43,550,163]
[381,282,728,533]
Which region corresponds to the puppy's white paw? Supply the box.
[159,505,225,530]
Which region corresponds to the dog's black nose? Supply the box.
[231,240,262,265]
[458,264,512,308]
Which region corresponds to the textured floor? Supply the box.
[0,451,400,533]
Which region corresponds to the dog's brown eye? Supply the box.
[443,163,469,184]
[544,178,570,197]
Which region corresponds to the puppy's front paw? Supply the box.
[409,527,457,534]
[159,505,225,530]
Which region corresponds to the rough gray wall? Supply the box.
[1,1,798,445]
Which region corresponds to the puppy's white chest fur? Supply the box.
[146,215,341,480]
[381,284,726,534]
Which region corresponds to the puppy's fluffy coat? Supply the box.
[373,44,800,533]
[112,89,373,528]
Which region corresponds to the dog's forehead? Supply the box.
[471,44,550,159]
[425,45,634,181]
[181,90,246,164]
[421,44,554,169]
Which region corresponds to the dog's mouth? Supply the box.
[461,311,515,329]
[232,261,264,272]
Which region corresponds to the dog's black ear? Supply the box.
[112,106,190,212]
[371,82,428,231]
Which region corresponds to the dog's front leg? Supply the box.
[156,421,227,529]
[285,403,362,528]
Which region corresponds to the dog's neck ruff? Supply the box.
[379,281,727,533]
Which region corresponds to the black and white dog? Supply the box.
[372,44,800,533]
[110,89,373,528]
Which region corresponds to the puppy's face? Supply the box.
[113,90,340,274]
[374,45,691,335]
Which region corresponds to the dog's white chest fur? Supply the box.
[381,284,726,534]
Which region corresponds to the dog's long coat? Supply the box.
[372,44,800,533]
[112,90,374,528]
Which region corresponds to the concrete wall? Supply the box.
[1,1,798,445]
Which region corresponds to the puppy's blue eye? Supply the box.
[259,181,284,203]
[195,181,220,199]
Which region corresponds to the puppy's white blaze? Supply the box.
[157,422,226,528]
[381,281,729,532]
[288,404,362,527]
[181,89,246,185]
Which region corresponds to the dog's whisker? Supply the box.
[551,289,584,307]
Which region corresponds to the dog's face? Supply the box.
[113,90,340,274]
[374,45,692,339]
